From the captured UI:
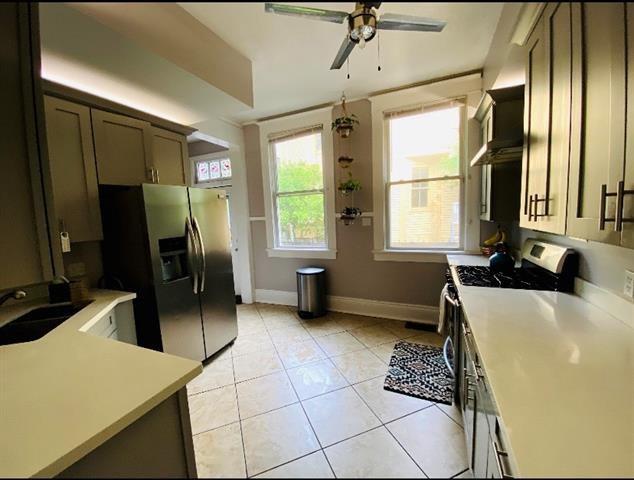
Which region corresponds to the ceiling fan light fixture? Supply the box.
[348,6,377,45]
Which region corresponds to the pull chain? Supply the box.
[377,29,382,72]
[347,57,350,80]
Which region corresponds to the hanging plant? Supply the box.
[331,114,359,138]
[340,207,362,225]
[338,173,362,196]
[337,155,354,168]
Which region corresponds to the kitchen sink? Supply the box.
[0,301,91,346]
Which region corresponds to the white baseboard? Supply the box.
[254,289,439,325]
[574,278,634,329]
[254,289,297,306]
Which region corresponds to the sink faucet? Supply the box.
[0,290,27,306]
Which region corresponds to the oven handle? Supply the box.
[443,335,455,378]
[444,293,460,308]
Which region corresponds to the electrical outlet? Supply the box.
[624,270,634,300]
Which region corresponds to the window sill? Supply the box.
[373,249,471,263]
[267,248,337,260]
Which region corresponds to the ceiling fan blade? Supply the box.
[330,36,356,70]
[264,3,348,24]
[377,13,446,32]
[360,2,382,8]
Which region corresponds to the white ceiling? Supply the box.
[180,2,505,122]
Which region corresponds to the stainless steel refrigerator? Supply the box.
[99,184,238,361]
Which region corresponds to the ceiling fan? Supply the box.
[264,2,447,70]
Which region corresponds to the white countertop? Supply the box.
[0,290,202,478]
[446,255,634,477]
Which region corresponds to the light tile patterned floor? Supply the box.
[187,303,469,478]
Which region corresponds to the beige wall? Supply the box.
[245,99,447,306]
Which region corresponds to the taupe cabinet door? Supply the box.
[567,3,626,245]
[91,109,153,185]
[44,96,102,242]
[0,3,57,290]
[520,2,571,235]
[624,4,634,249]
[151,127,189,186]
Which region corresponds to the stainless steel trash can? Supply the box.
[296,267,326,319]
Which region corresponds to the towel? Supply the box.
[437,283,449,335]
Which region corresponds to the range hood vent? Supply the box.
[470,85,525,167]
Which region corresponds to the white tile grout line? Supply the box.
[230,347,250,478]
[192,305,461,478]
[257,305,339,479]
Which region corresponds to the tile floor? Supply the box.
[187,303,470,479]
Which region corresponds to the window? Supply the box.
[196,157,231,184]
[386,103,462,250]
[269,129,326,248]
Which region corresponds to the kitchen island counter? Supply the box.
[0,289,201,478]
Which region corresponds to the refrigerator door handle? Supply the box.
[185,217,199,294]
[193,216,207,293]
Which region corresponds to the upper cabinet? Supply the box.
[91,109,155,186]
[520,2,572,235]
[0,3,61,290]
[43,94,191,248]
[150,127,189,186]
[520,2,634,249]
[567,3,626,245]
[44,96,103,243]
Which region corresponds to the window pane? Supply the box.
[209,161,221,179]
[389,178,460,249]
[196,161,209,182]
[276,193,325,247]
[273,132,323,193]
[220,158,232,178]
[389,107,460,182]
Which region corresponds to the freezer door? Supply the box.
[143,184,205,361]
[188,187,238,358]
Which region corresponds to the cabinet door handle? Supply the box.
[528,194,534,221]
[599,183,617,230]
[493,440,514,478]
[155,168,160,184]
[614,180,634,232]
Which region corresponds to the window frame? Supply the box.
[409,166,430,209]
[369,74,482,262]
[192,151,232,188]
[258,108,337,259]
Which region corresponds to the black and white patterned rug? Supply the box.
[383,340,454,405]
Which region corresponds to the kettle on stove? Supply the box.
[489,242,515,273]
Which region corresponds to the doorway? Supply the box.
[189,146,242,299]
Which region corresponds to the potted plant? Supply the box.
[331,114,359,138]
[337,155,354,168]
[338,174,362,196]
[340,207,362,225]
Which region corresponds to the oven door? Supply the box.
[443,289,462,404]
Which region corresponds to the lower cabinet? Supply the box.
[461,319,513,478]
[85,301,137,345]
[57,388,196,478]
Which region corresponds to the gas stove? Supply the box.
[455,265,561,290]
[451,239,578,292]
